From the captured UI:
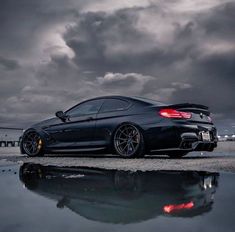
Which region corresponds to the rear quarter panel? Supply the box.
[94,104,169,150]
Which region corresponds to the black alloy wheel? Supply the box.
[114,124,145,158]
[22,131,44,157]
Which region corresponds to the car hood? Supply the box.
[31,117,58,129]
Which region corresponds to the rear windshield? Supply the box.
[132,96,167,106]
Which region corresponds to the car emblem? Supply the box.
[200,113,203,118]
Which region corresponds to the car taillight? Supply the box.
[163,201,194,214]
[159,108,192,119]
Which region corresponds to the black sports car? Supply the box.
[20,95,217,158]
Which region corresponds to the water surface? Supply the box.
[0,163,235,232]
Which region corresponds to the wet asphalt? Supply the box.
[0,142,235,173]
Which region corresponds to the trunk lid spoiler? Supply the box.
[167,103,210,116]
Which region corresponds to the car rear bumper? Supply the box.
[144,122,218,153]
[179,132,217,151]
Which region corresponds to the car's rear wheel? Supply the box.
[22,131,44,157]
[167,151,188,158]
[113,124,145,158]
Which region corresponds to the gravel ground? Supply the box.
[0,142,235,173]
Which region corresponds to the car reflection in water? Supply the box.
[19,163,219,224]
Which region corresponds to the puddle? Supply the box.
[0,163,235,232]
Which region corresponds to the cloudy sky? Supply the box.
[0,0,235,132]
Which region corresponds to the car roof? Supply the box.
[86,95,166,106]
[130,96,166,106]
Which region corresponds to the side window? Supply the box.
[99,99,130,113]
[66,99,103,116]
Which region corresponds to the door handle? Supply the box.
[86,116,94,121]
[63,129,72,132]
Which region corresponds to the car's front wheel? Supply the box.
[113,124,145,158]
[22,130,44,157]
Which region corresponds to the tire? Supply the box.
[167,151,188,158]
[113,123,145,158]
[19,163,43,190]
[22,130,45,157]
[114,170,143,198]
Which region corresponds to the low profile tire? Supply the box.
[22,130,44,157]
[113,123,145,158]
[167,151,188,158]
[19,163,43,190]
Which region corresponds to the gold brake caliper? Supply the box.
[37,139,42,150]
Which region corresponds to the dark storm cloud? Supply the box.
[0,56,20,70]
[64,7,191,76]
[0,0,78,61]
[172,52,235,118]
[199,2,235,40]
[0,0,234,131]
[171,2,235,119]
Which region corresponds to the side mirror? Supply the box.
[55,111,66,122]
